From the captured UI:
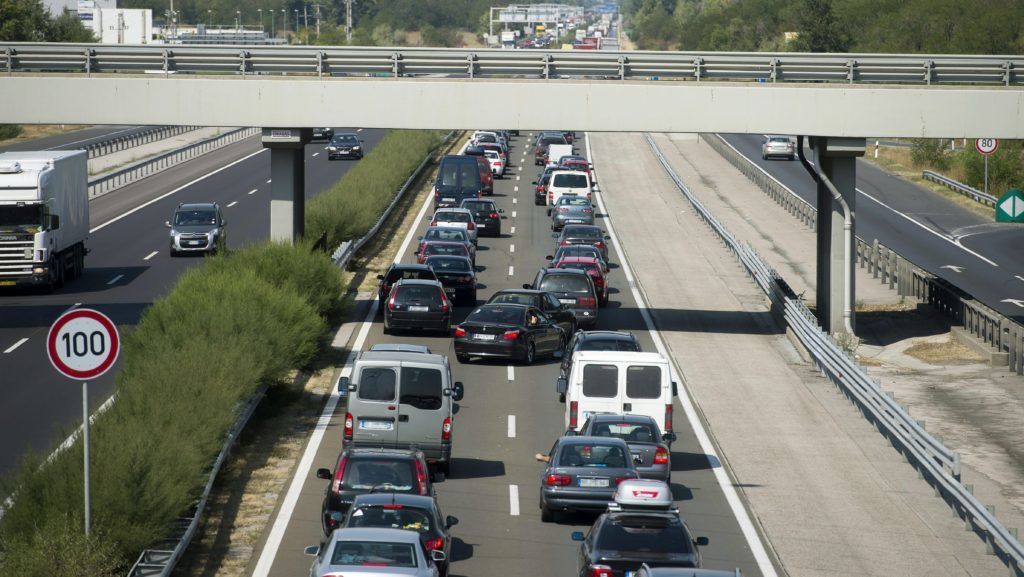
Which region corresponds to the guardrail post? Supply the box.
[769,58,779,83]
[3,47,12,75]
[467,53,478,79]
[618,55,628,81]
[391,52,402,78]
[542,53,552,80]
[1003,61,1014,87]
[846,59,858,84]
[239,51,251,76]
[923,60,935,85]
[317,51,327,78]
[693,57,704,82]
[162,49,173,76]
[85,48,95,77]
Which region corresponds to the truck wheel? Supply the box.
[72,246,84,279]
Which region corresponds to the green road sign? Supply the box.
[996,188,1024,223]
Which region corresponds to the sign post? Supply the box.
[975,138,999,197]
[46,308,120,537]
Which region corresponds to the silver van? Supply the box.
[338,349,465,475]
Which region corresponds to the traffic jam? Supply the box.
[303,130,744,577]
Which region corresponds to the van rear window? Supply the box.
[359,368,397,401]
[552,174,588,188]
[399,367,443,410]
[626,366,662,399]
[582,364,618,398]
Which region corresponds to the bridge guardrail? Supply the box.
[645,133,1024,576]
[85,125,200,159]
[2,43,1022,86]
[922,170,998,206]
[700,132,1024,376]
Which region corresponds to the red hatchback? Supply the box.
[554,256,608,306]
[474,156,494,195]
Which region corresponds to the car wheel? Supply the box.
[438,460,451,477]
[456,354,469,364]
[524,341,536,365]
[382,320,391,335]
[540,502,555,523]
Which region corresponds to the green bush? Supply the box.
[909,138,951,171]
[956,141,1024,195]
[0,125,22,140]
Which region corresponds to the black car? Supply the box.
[376,263,438,313]
[555,224,611,261]
[454,303,565,364]
[424,255,477,305]
[526,268,599,329]
[573,414,675,482]
[560,330,641,382]
[487,289,577,336]
[341,493,459,577]
[383,279,452,335]
[572,507,707,577]
[460,199,503,237]
[312,127,334,141]
[533,166,556,205]
[316,447,435,544]
[327,133,363,159]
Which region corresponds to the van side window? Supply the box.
[626,365,662,399]
[358,368,397,401]
[582,364,618,398]
[399,367,443,410]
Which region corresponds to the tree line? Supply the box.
[0,0,95,43]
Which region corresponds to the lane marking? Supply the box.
[510,244,515,254]
[1016,275,1024,283]
[511,211,517,218]
[248,188,257,195]
[940,265,964,273]
[143,251,158,261]
[508,265,514,277]
[1002,299,1024,308]
[266,178,272,184]
[586,132,779,577]
[508,415,516,438]
[509,484,520,516]
[106,274,124,285]
[516,176,521,181]
[90,149,266,233]
[514,185,519,192]
[62,303,81,315]
[357,128,363,132]
[312,152,320,157]
[507,365,515,381]
[513,197,518,204]
[3,338,28,354]
[227,201,238,208]
[510,226,516,235]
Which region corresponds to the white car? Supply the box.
[483,149,506,178]
[762,135,797,160]
[431,207,478,244]
[305,527,445,577]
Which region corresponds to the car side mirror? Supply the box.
[696,536,710,547]
[532,180,538,185]
[304,545,320,556]
[498,208,505,213]
[430,550,447,563]
[417,236,423,240]
[663,432,677,443]
[571,531,585,542]
[337,376,350,393]
[446,515,459,528]
[316,468,332,480]
[452,382,464,401]
[604,235,611,240]
[522,283,531,290]
[672,382,678,397]
[556,377,568,395]
[220,220,227,226]
[376,274,384,280]
[545,255,553,261]
[164,220,172,228]
[564,428,577,436]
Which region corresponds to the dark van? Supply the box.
[434,155,483,210]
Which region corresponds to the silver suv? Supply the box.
[166,202,226,256]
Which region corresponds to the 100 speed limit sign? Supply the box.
[47,308,120,380]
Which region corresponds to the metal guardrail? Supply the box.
[645,133,1024,576]
[2,43,1022,85]
[85,125,200,159]
[923,170,997,206]
[87,127,259,198]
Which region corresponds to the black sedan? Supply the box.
[554,224,611,261]
[383,279,451,335]
[424,255,477,305]
[327,132,363,159]
[571,506,708,576]
[376,263,438,313]
[487,288,577,336]
[460,198,503,237]
[454,304,565,364]
[341,493,459,577]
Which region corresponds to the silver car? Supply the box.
[166,202,226,256]
[305,527,445,577]
[761,135,796,160]
[551,195,595,231]
[537,435,639,522]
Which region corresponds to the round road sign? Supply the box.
[47,308,120,380]
[976,138,999,155]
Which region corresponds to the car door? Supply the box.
[351,364,400,445]
[560,331,579,380]
[544,292,574,335]
[395,362,446,448]
[533,309,561,352]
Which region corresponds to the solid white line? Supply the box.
[507,365,515,381]
[90,149,266,234]
[511,211,517,218]
[508,415,516,438]
[44,125,139,150]
[508,265,514,277]
[62,302,81,314]
[586,133,779,577]
[312,152,319,157]
[106,274,124,285]
[143,251,158,261]
[227,201,238,208]
[510,244,515,254]
[1016,275,1024,283]
[510,226,516,235]
[3,338,28,354]
[248,188,257,195]
[357,128,364,132]
[509,484,520,516]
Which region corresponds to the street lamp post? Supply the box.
[282,9,288,41]
[236,10,241,31]
[258,8,263,33]
[294,9,299,37]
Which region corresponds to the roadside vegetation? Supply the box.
[0,129,449,576]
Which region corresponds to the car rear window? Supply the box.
[347,505,433,533]
[557,443,627,468]
[539,274,591,295]
[626,366,662,399]
[581,364,618,398]
[425,229,466,242]
[579,338,640,353]
[437,158,480,189]
[394,285,442,306]
[424,243,467,258]
[358,368,397,401]
[552,173,588,188]
[461,201,492,212]
[387,269,436,283]
[426,256,470,272]
[489,293,538,307]
[466,306,525,325]
[330,540,418,568]
[400,367,443,411]
[596,521,693,555]
[438,212,471,223]
[540,136,567,146]
[589,422,658,443]
[565,226,602,239]
[342,458,415,492]
[558,197,591,207]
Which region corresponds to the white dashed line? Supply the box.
[143,251,158,261]
[312,152,319,157]
[514,185,519,192]
[510,244,515,254]
[509,485,520,516]
[3,338,28,354]
[507,365,515,381]
[513,197,518,204]
[511,211,517,218]
[508,265,514,277]
[510,226,516,235]
[227,201,238,208]
[266,179,272,184]
[516,176,521,181]
[107,274,124,285]
[508,415,516,438]
[357,128,363,132]
[248,189,257,195]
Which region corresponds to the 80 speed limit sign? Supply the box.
[976,138,999,155]
[47,308,120,380]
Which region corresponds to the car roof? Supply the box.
[477,302,531,311]
[176,202,218,211]
[541,267,588,277]
[587,413,658,425]
[557,435,630,447]
[573,351,666,363]
[350,493,437,508]
[357,351,448,365]
[558,256,600,264]
[423,240,467,247]
[578,330,637,342]
[426,226,465,234]
[493,288,542,296]
[436,207,472,214]
[394,279,443,287]
[389,263,433,272]
[369,344,432,354]
[345,446,424,458]
[329,527,423,543]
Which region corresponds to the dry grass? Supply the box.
[904,337,985,365]
[0,124,90,146]
[856,302,916,313]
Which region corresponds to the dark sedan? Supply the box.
[487,289,576,336]
[327,133,363,159]
[417,227,476,265]
[574,414,675,482]
[454,304,565,364]
[554,224,611,261]
[383,279,451,335]
[425,255,477,305]
[533,166,556,205]
[415,240,472,265]
[526,268,599,329]
[572,506,707,576]
[460,198,503,237]
[537,436,638,522]
[376,263,438,312]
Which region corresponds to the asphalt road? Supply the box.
[0,125,155,153]
[722,134,1024,323]
[0,128,385,477]
[251,133,768,577]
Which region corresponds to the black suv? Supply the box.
[560,330,641,382]
[487,289,577,336]
[377,263,438,313]
[525,268,599,329]
[572,506,708,577]
[383,279,452,335]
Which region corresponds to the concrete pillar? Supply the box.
[261,128,311,243]
[811,137,865,334]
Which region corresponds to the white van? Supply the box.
[545,144,573,167]
[546,169,592,215]
[557,351,677,437]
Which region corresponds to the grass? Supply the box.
[0,124,89,146]
[904,338,985,365]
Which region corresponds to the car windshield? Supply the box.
[0,204,44,233]
[426,257,470,272]
[174,210,217,226]
[484,151,500,160]
[425,229,466,242]
[424,243,467,257]
[332,135,358,144]
[580,337,640,352]
[347,505,433,534]
[466,306,525,325]
[596,519,693,555]
[540,136,566,146]
[342,458,416,492]
[394,285,442,305]
[330,540,418,568]
[557,443,627,468]
[564,226,602,240]
[489,293,538,307]
[553,173,588,188]
[589,422,658,443]
[539,274,591,294]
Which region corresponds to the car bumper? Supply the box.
[476,220,501,236]
[328,150,361,159]
[569,308,598,327]
[343,439,451,464]
[636,465,671,482]
[171,237,214,252]
[0,272,50,288]
[454,338,526,359]
[541,488,616,512]
[386,311,450,331]
[552,215,594,229]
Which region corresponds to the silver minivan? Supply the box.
[338,349,464,475]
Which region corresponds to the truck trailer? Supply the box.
[0,151,89,290]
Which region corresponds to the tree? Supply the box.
[793,0,850,52]
[50,9,96,42]
[0,0,50,41]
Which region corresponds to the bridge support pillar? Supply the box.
[262,128,311,244]
[809,137,865,335]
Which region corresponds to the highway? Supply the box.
[721,135,1024,323]
[0,128,385,477]
[251,133,772,577]
[0,125,156,153]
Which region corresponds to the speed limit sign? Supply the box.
[976,138,999,155]
[47,308,120,380]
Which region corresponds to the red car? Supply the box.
[554,256,608,306]
[474,156,494,195]
[415,240,472,265]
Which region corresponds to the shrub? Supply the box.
[909,138,951,171]
[956,141,1024,194]
[0,125,22,140]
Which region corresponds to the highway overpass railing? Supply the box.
[923,170,998,206]
[2,43,1023,85]
[645,133,1024,576]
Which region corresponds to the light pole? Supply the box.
[206,9,212,26]
[271,9,275,38]
[282,9,288,40]
[294,9,299,36]
[236,10,241,31]
[258,8,263,33]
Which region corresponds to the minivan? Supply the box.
[434,155,483,210]
[339,350,465,475]
[557,351,677,438]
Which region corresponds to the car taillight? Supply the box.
[331,453,349,494]
[454,327,467,337]
[502,330,520,340]
[489,212,499,219]
[433,188,440,200]
[458,275,473,282]
[467,221,475,230]
[665,404,674,432]
[654,446,669,465]
[430,219,437,226]
[414,458,429,495]
[425,537,445,551]
[545,474,572,486]
[442,416,452,441]
[587,565,613,577]
[440,291,449,312]
[569,401,578,429]
[594,241,605,249]
[560,240,570,246]
[344,413,353,441]
[578,296,597,307]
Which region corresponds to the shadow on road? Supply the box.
[671,451,721,472]
[449,457,505,480]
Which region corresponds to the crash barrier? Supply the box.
[923,170,997,207]
[85,126,200,159]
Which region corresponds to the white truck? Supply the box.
[0,151,89,290]
[500,30,516,49]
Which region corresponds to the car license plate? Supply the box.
[444,287,456,294]
[578,478,608,488]
[188,240,202,246]
[442,197,455,203]
[567,219,584,224]
[476,224,485,228]
[0,280,14,287]
[559,299,576,305]
[359,420,393,431]
[632,453,643,464]
[474,333,496,341]
[408,305,429,312]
